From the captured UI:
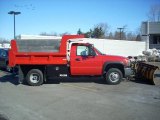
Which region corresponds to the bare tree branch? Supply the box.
[148,4,160,22]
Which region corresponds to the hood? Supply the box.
[102,55,129,66]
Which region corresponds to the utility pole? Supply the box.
[8,11,21,39]
[117,27,124,40]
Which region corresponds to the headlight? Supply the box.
[127,59,131,67]
[124,58,130,67]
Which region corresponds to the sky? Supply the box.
[0,0,160,40]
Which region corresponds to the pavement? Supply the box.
[0,70,160,120]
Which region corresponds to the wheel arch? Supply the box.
[102,62,125,77]
[18,65,46,83]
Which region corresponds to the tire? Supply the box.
[105,68,122,85]
[26,69,44,86]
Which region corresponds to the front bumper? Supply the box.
[124,67,133,77]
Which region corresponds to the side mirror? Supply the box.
[88,45,96,56]
[89,49,96,56]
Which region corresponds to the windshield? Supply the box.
[0,49,8,57]
[94,47,104,55]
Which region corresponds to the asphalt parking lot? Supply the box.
[0,70,160,120]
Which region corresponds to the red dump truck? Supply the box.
[9,35,132,86]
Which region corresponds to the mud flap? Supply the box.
[18,66,24,84]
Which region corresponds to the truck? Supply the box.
[9,35,132,86]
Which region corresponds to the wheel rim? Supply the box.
[30,73,40,84]
[109,72,120,83]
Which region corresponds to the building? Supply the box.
[141,21,160,50]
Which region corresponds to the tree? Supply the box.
[108,32,114,39]
[76,23,109,38]
[39,32,57,36]
[114,31,119,40]
[121,31,126,40]
[59,32,70,36]
[113,31,126,40]
[91,23,109,38]
[84,29,93,38]
[125,32,141,41]
[136,34,141,41]
[134,27,142,41]
[92,27,103,38]
[39,32,48,36]
[0,38,9,43]
[126,32,133,40]
[148,4,160,22]
[77,28,83,35]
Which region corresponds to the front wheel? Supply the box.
[26,69,44,86]
[105,68,122,85]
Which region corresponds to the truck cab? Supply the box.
[69,43,131,84]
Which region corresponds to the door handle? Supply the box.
[75,58,80,61]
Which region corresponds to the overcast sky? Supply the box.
[0,0,160,40]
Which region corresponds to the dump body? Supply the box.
[9,35,84,67]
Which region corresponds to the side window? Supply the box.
[77,46,89,56]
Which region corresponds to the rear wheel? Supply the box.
[105,68,122,85]
[26,69,44,86]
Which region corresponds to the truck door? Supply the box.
[70,45,102,75]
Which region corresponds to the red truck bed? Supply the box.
[9,35,84,67]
